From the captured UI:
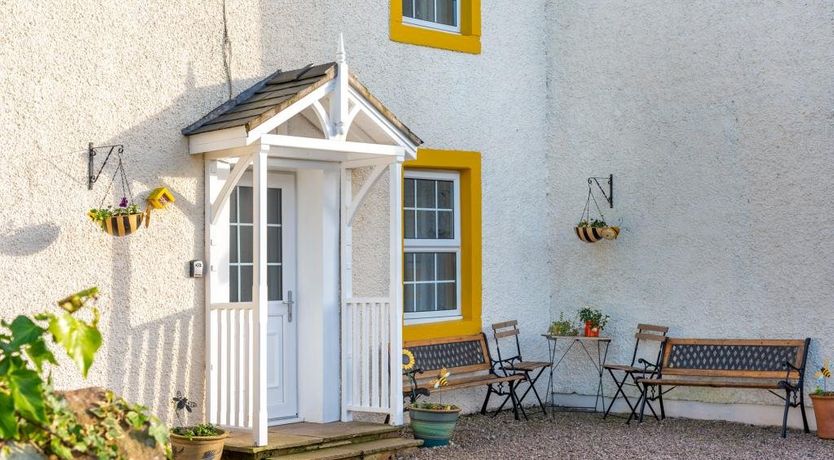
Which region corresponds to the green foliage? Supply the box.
[88,204,142,226]
[548,313,579,336]
[0,287,170,459]
[171,423,223,440]
[577,218,607,228]
[411,402,460,411]
[578,306,610,329]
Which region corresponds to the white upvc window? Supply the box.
[401,0,460,33]
[403,170,462,322]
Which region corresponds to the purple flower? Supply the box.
[119,197,128,208]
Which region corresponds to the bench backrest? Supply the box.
[404,334,492,376]
[660,338,810,380]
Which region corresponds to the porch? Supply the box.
[222,421,421,460]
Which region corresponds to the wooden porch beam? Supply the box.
[260,134,405,158]
[210,153,254,226]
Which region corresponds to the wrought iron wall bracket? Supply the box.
[588,174,614,208]
[87,142,125,190]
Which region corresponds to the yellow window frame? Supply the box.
[390,0,481,54]
[402,149,482,341]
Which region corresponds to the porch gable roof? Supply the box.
[181,62,422,146]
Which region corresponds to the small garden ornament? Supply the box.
[403,351,461,448]
[578,306,609,337]
[170,391,227,460]
[811,360,834,439]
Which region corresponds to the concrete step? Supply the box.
[267,437,423,460]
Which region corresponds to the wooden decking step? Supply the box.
[267,438,423,460]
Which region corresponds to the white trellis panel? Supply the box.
[342,298,394,414]
[207,303,253,429]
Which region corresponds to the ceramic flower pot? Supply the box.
[575,226,619,243]
[811,393,834,439]
[584,321,600,337]
[170,429,228,460]
[410,406,461,447]
[101,212,145,237]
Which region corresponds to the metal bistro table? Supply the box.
[542,334,611,414]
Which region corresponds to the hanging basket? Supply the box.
[575,225,619,243]
[101,212,145,237]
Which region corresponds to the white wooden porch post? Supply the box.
[388,160,404,425]
[252,144,269,446]
[339,166,353,422]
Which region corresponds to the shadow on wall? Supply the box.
[0,223,61,256]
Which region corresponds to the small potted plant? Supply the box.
[169,391,228,459]
[811,360,834,439]
[88,197,146,237]
[578,306,609,337]
[575,218,620,243]
[403,351,460,448]
[548,312,579,336]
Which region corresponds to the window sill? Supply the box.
[405,315,463,326]
[390,22,481,54]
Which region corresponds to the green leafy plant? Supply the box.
[171,392,222,439]
[577,218,607,228]
[403,366,459,411]
[548,313,579,336]
[410,402,459,411]
[88,203,142,226]
[0,287,169,459]
[578,306,610,329]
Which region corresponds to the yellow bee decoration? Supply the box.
[402,349,416,371]
[432,368,451,389]
[816,360,832,380]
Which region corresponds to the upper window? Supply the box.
[390,0,481,54]
[403,170,462,321]
[402,0,460,33]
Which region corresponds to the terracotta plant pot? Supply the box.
[170,429,228,460]
[584,321,600,337]
[575,226,619,243]
[811,393,834,439]
[101,213,145,237]
[410,406,461,447]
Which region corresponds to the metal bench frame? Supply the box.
[403,333,526,420]
[638,337,811,437]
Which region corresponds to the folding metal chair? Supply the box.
[491,320,551,416]
[603,323,668,423]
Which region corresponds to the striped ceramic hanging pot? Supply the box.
[576,181,619,243]
[101,212,145,237]
[88,152,147,237]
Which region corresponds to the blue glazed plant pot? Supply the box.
[409,406,461,447]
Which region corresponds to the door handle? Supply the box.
[285,290,294,323]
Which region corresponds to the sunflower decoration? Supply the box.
[815,359,832,393]
[402,349,416,371]
[431,367,451,389]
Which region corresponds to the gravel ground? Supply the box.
[399,411,834,459]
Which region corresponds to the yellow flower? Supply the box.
[402,349,416,371]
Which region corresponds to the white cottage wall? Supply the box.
[547,1,834,427]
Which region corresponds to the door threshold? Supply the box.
[269,416,303,426]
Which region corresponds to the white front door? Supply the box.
[230,173,298,423]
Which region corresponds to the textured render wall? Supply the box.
[0,0,553,420]
[548,0,834,413]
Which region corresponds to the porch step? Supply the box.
[266,438,423,460]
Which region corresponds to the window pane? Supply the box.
[437,180,453,209]
[414,0,434,22]
[404,178,415,207]
[239,226,253,263]
[436,0,457,26]
[267,188,281,225]
[415,179,436,208]
[404,210,416,239]
[416,210,436,239]
[436,252,456,281]
[230,266,239,302]
[402,0,414,18]
[230,226,238,263]
[436,282,456,310]
[238,186,253,224]
[268,265,282,301]
[414,252,434,282]
[230,188,238,221]
[404,253,415,281]
[268,227,281,264]
[415,283,436,312]
[240,266,253,302]
[437,210,454,239]
[404,284,415,312]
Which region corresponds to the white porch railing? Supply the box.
[342,297,398,415]
[207,303,253,429]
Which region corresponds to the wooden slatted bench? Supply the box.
[637,338,811,437]
[403,334,526,419]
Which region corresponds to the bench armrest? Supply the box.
[784,361,801,372]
